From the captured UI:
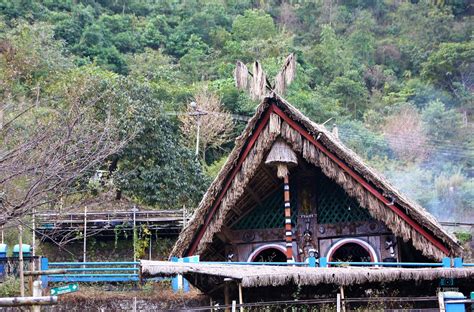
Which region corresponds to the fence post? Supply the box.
[183,257,190,293]
[336,293,341,312]
[453,257,463,268]
[441,257,451,268]
[40,257,48,288]
[308,256,316,267]
[320,257,328,268]
[171,257,180,293]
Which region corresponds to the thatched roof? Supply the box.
[171,94,461,260]
[141,261,474,288]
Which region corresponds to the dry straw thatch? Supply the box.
[264,138,298,178]
[141,261,474,288]
[171,94,461,260]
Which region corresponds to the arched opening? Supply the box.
[247,244,288,262]
[330,243,371,262]
[326,238,378,263]
[252,248,287,262]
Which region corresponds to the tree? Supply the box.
[383,105,428,162]
[421,100,463,143]
[115,82,209,209]
[231,9,276,41]
[179,89,233,163]
[0,66,126,225]
[421,41,474,102]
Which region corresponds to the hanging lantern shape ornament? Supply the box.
[265,138,298,262]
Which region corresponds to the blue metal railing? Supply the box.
[174,257,473,268]
[39,255,473,290]
[40,258,140,287]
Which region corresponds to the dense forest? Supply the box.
[0,0,472,223]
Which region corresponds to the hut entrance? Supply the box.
[250,246,287,262]
[329,242,373,262]
[327,239,378,263]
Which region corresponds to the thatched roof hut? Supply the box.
[171,94,461,261]
[141,260,474,289]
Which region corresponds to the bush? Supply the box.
[0,276,21,297]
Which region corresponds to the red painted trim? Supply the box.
[271,104,450,255]
[185,106,275,256]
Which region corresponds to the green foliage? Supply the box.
[421,100,463,142]
[0,276,20,297]
[454,231,472,244]
[205,156,228,179]
[232,9,276,41]
[0,0,471,221]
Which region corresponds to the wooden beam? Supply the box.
[0,296,58,307]
[24,270,66,276]
[227,185,282,228]
[238,283,244,312]
[246,187,264,208]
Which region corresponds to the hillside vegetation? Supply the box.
[0,0,472,221]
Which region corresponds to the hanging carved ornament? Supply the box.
[369,222,378,232]
[319,225,326,234]
[242,232,255,243]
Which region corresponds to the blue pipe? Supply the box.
[50,261,139,266]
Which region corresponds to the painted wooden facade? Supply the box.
[171,94,461,264]
[219,161,399,264]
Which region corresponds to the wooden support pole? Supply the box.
[438,291,446,312]
[19,224,25,297]
[238,283,244,312]
[28,260,33,295]
[24,270,67,276]
[231,300,236,312]
[224,278,232,312]
[340,286,346,312]
[31,280,42,312]
[32,208,36,271]
[283,175,293,262]
[83,206,87,264]
[336,293,341,312]
[0,296,58,307]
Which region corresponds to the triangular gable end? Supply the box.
[172,94,461,261]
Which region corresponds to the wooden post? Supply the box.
[438,291,446,312]
[31,280,42,312]
[340,286,346,312]
[0,296,58,307]
[28,260,33,295]
[19,224,25,297]
[149,233,152,260]
[224,278,232,312]
[336,293,341,312]
[231,300,236,312]
[238,283,244,312]
[32,208,36,271]
[83,206,87,264]
[283,175,293,262]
